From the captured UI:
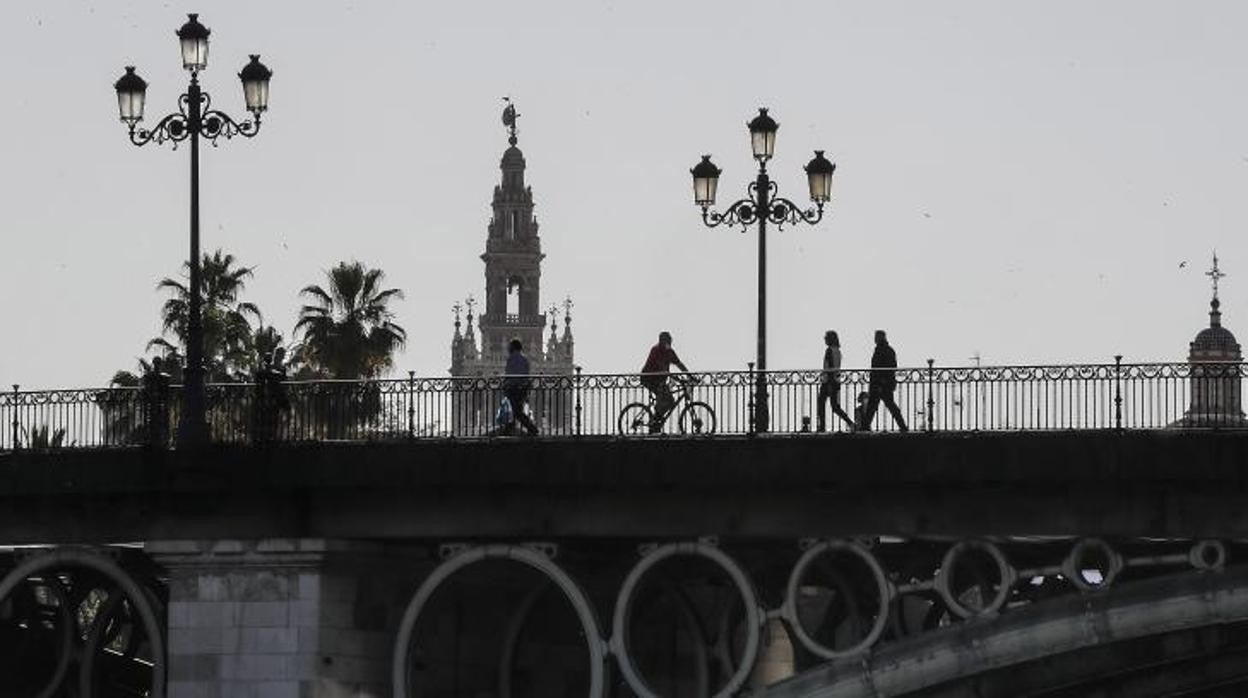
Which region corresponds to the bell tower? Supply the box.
[478,100,546,358]
[448,101,577,435]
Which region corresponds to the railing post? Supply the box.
[1113,355,1123,431]
[574,366,583,437]
[10,384,19,451]
[747,362,757,436]
[926,359,935,433]
[407,370,416,440]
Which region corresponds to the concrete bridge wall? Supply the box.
[1,431,1246,544]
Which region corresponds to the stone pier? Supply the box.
[149,539,426,698]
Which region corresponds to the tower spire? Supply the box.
[562,296,574,343]
[464,295,477,341]
[548,303,560,356]
[1207,252,1227,327]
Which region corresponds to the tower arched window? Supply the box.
[511,211,520,239]
[507,278,521,317]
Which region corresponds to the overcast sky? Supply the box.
[3,1,1247,387]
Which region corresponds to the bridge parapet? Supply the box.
[3,361,1246,450]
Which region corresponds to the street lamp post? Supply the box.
[691,108,835,433]
[114,13,272,448]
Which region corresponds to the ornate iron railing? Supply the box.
[2,361,1245,451]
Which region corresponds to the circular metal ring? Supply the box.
[0,548,166,698]
[1063,538,1123,592]
[391,545,605,698]
[783,539,892,660]
[610,541,762,698]
[935,540,1016,619]
[30,575,74,698]
[498,580,549,698]
[1190,540,1228,571]
[79,582,161,698]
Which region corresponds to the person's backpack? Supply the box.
[495,396,514,427]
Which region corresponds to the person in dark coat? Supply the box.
[142,356,172,448]
[503,338,539,436]
[859,330,909,432]
[253,347,290,444]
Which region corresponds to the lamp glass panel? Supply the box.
[694,176,717,206]
[181,36,209,71]
[808,171,831,202]
[117,90,145,122]
[751,130,775,161]
[243,79,269,112]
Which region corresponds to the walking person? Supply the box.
[503,338,539,436]
[816,330,855,432]
[859,330,909,432]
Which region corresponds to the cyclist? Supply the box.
[640,331,690,433]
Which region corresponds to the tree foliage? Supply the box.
[295,261,407,379]
[152,249,260,382]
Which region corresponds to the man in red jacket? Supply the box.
[640,331,689,433]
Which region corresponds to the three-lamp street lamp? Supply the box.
[691,108,835,433]
[114,13,272,447]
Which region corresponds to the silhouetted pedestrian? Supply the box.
[854,391,871,430]
[859,330,909,432]
[142,356,172,449]
[253,347,290,444]
[816,330,855,432]
[503,338,539,436]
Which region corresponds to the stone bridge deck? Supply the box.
[2,429,1246,544]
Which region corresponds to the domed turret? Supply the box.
[1173,254,1245,428]
[1190,297,1241,360]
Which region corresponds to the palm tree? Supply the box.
[154,249,261,382]
[101,357,163,446]
[295,261,406,379]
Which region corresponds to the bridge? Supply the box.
[1,362,1246,697]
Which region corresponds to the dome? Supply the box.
[1189,298,1242,359]
[1193,325,1238,352]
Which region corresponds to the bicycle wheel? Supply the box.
[618,403,655,435]
[678,401,717,435]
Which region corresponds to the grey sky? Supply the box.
[3,1,1246,388]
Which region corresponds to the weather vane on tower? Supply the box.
[502,97,519,146]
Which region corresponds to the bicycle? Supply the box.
[617,373,717,435]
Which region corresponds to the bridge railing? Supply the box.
[1,361,1244,450]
